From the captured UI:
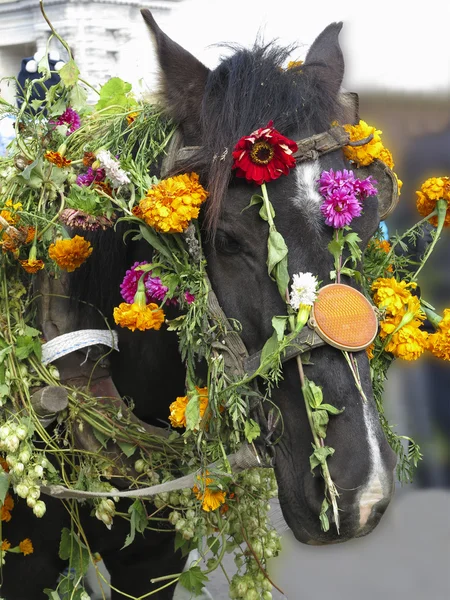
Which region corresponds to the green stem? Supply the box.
[413,199,447,280]
[260,182,275,228]
[384,209,438,265]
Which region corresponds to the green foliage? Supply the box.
[123,500,148,548]
[179,566,209,596]
[95,77,137,113]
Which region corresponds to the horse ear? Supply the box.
[303,22,344,98]
[141,9,210,143]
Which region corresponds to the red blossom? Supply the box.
[232,121,298,185]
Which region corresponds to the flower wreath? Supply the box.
[0,6,449,599]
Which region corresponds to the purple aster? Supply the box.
[51,107,81,135]
[353,175,378,199]
[320,188,362,228]
[76,167,105,187]
[145,276,178,306]
[319,168,356,197]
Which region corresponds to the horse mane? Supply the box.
[173,42,343,232]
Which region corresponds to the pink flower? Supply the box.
[318,168,378,228]
[120,262,177,306]
[320,188,362,228]
[185,292,196,304]
[145,276,177,306]
[76,167,105,186]
[51,107,81,135]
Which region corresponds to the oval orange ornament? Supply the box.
[310,284,378,351]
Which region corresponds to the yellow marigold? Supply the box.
[44,151,71,168]
[126,111,139,125]
[343,120,384,167]
[1,540,10,551]
[193,472,226,512]
[377,147,394,170]
[19,258,45,274]
[0,199,22,225]
[113,302,165,332]
[1,493,14,522]
[372,277,417,317]
[428,308,450,361]
[19,538,33,556]
[138,173,208,234]
[416,176,450,227]
[48,235,93,272]
[366,343,375,360]
[169,386,208,428]
[381,317,428,361]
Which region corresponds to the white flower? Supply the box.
[289,272,319,311]
[96,149,131,188]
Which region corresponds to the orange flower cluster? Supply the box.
[137,173,208,233]
[416,176,450,227]
[48,235,93,272]
[1,539,10,551]
[113,302,165,332]
[169,387,208,429]
[44,151,71,168]
[428,309,450,361]
[0,200,22,225]
[193,471,226,512]
[19,258,45,274]
[1,493,14,522]
[19,538,34,555]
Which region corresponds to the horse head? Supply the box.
[142,10,396,545]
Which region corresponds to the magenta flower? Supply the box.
[76,167,105,187]
[320,189,362,228]
[51,107,81,135]
[318,168,378,228]
[185,292,196,304]
[120,262,177,306]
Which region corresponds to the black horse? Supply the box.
[1,10,396,599]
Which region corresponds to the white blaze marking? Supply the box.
[359,402,386,528]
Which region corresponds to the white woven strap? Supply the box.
[41,329,119,365]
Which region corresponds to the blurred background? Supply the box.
[0,0,449,598]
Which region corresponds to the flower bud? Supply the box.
[18,449,31,464]
[28,486,40,500]
[13,462,24,474]
[6,435,20,453]
[26,496,36,508]
[16,483,29,498]
[34,465,44,478]
[33,500,46,518]
[0,425,10,441]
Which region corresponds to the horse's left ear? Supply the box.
[141,9,210,143]
[303,22,344,98]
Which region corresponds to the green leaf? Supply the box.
[179,566,209,596]
[123,499,147,548]
[59,60,80,87]
[92,428,109,449]
[0,384,9,398]
[59,528,71,560]
[259,199,275,222]
[271,315,287,341]
[69,84,88,111]
[328,239,344,261]
[267,229,289,297]
[44,590,62,600]
[117,441,136,458]
[96,77,134,112]
[242,194,263,212]
[259,331,278,373]
[23,325,41,337]
[309,445,335,472]
[37,54,50,76]
[48,97,68,117]
[320,403,345,415]
[14,335,34,360]
[185,394,200,431]
[139,225,172,260]
[311,409,329,439]
[319,498,330,532]
[0,471,10,505]
[30,99,44,111]
[304,380,323,409]
[0,346,12,365]
[244,419,261,443]
[207,535,220,556]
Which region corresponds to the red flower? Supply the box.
[232,121,298,185]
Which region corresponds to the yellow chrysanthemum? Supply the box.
[113,302,165,332]
[48,235,93,272]
[19,538,33,556]
[377,147,394,170]
[193,472,226,512]
[1,540,10,551]
[44,151,71,168]
[137,173,208,234]
[428,308,450,361]
[168,386,208,428]
[372,277,418,317]
[416,176,450,227]
[0,199,22,225]
[343,120,384,166]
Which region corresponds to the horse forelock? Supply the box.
[172,42,342,234]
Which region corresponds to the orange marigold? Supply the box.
[19,538,33,556]
[343,121,384,167]
[377,147,394,170]
[48,235,93,272]
[19,258,45,274]
[1,539,10,551]
[113,302,165,332]
[1,493,14,522]
[83,151,96,167]
[138,173,208,233]
[428,308,450,361]
[193,472,226,512]
[44,151,71,168]
[169,386,208,428]
[416,176,450,227]
[381,318,428,361]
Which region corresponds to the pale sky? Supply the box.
[153,0,450,94]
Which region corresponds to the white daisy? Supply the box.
[289,272,319,311]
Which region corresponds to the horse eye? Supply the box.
[215,230,241,255]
